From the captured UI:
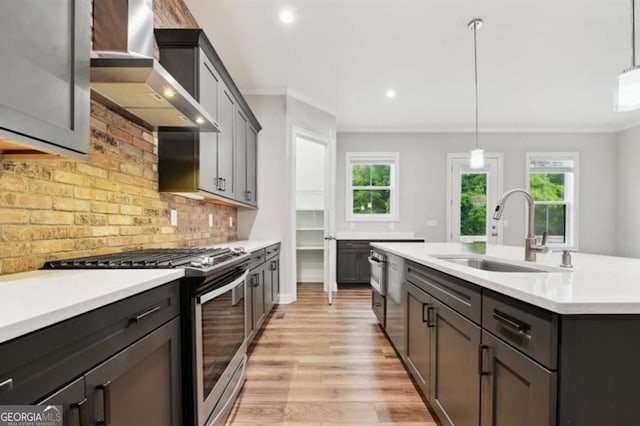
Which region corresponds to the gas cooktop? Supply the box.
[42,247,249,276]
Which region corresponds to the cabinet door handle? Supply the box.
[130,305,161,324]
[222,178,227,191]
[252,274,260,287]
[71,398,88,426]
[270,261,277,271]
[425,306,435,328]
[422,304,429,323]
[0,378,13,394]
[374,302,382,307]
[478,345,490,376]
[96,381,111,425]
[493,310,531,338]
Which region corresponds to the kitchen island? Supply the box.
[370,242,640,426]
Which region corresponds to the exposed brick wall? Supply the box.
[0,0,240,275]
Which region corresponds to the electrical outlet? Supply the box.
[349,222,356,230]
[228,216,234,228]
[425,220,438,228]
[504,219,509,228]
[208,214,214,227]
[170,209,178,226]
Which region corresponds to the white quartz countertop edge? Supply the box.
[0,269,184,344]
[370,242,640,315]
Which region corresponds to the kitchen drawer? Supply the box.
[265,243,280,260]
[482,290,558,370]
[372,290,385,327]
[249,249,266,269]
[406,262,481,324]
[0,280,180,404]
[337,240,371,250]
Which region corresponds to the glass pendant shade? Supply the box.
[469,148,485,169]
[617,67,640,111]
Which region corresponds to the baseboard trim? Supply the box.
[278,292,296,304]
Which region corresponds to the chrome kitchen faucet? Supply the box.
[493,189,548,262]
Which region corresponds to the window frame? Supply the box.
[346,152,400,222]
[525,152,579,249]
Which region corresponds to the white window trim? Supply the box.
[525,152,579,250]
[346,152,399,222]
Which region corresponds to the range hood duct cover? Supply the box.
[91,0,219,132]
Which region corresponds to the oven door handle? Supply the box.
[198,270,249,305]
[368,256,384,267]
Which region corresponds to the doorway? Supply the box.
[447,154,503,245]
[292,127,336,304]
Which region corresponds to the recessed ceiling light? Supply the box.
[386,89,397,99]
[279,9,295,24]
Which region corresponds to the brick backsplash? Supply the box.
[0,100,237,275]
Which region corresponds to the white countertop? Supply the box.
[0,269,184,344]
[0,240,280,344]
[370,242,640,314]
[336,231,423,241]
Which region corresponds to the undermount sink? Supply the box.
[436,256,550,273]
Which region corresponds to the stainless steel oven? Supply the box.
[368,250,387,295]
[194,268,249,425]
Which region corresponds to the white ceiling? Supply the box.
[184,0,640,132]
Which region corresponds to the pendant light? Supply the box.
[469,18,485,169]
[617,0,640,111]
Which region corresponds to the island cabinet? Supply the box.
[0,0,90,158]
[246,244,281,345]
[0,281,182,426]
[393,256,640,426]
[155,29,261,208]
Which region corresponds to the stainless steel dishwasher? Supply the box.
[385,253,407,357]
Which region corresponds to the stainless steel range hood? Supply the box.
[91,0,219,132]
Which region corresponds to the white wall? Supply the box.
[337,132,618,255]
[616,126,640,258]
[238,94,336,303]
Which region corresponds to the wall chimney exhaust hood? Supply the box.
[91,0,219,132]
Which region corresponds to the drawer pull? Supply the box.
[71,398,88,426]
[96,381,111,425]
[493,310,531,338]
[0,378,13,394]
[131,305,161,324]
[478,344,490,376]
[374,302,382,307]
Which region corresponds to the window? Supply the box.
[346,152,399,222]
[525,153,578,248]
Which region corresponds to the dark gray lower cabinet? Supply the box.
[85,317,182,426]
[249,265,266,338]
[38,377,86,426]
[480,331,556,426]
[264,262,274,312]
[337,248,363,284]
[430,298,481,426]
[405,282,432,397]
[271,258,280,303]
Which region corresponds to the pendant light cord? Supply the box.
[473,22,479,149]
[632,0,636,67]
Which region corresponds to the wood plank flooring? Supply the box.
[226,283,438,426]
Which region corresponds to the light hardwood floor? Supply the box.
[226,283,438,426]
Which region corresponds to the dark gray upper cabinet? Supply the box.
[245,125,258,205]
[0,0,90,158]
[155,29,261,208]
[234,108,248,201]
